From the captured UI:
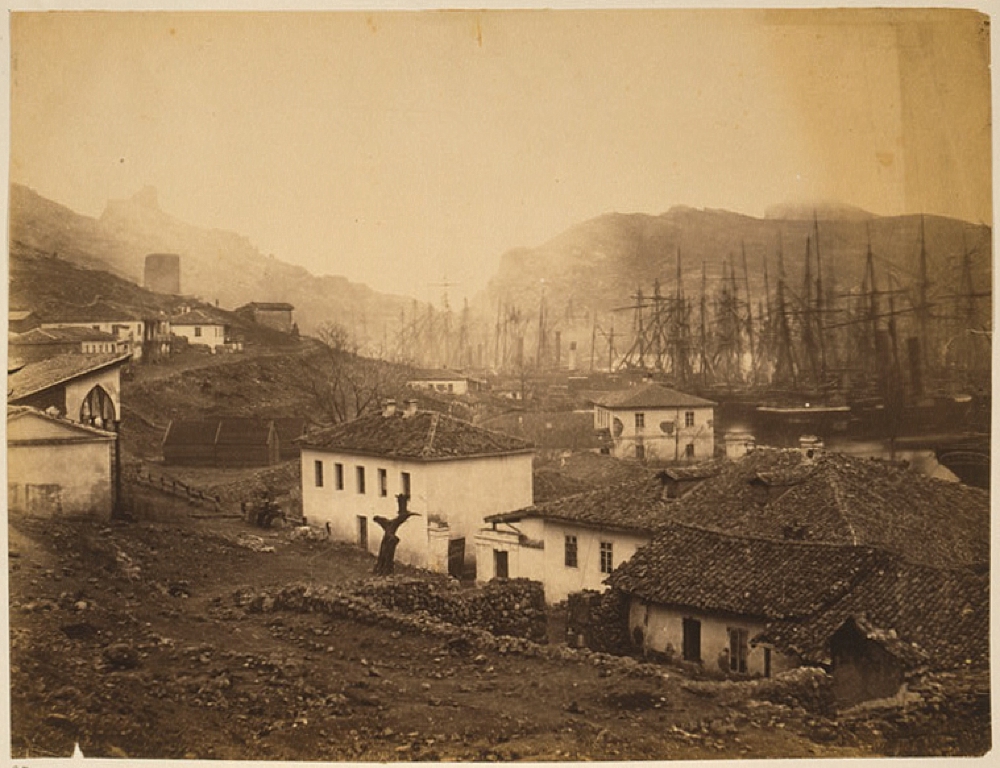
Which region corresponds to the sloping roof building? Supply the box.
[299,400,534,576]
[235,302,295,332]
[590,383,716,462]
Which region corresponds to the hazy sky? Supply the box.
[9,9,992,301]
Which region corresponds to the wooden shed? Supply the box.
[162,418,280,468]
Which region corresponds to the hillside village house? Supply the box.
[40,303,147,360]
[7,352,131,429]
[609,523,987,698]
[299,400,533,576]
[405,370,487,396]
[7,406,117,518]
[169,308,228,352]
[10,327,126,363]
[591,383,716,461]
[235,302,295,332]
[476,466,721,603]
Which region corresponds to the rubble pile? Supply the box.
[204,461,301,504]
[232,582,670,677]
[352,577,548,642]
[682,666,833,713]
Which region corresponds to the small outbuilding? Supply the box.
[162,418,281,467]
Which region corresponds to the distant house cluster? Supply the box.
[405,370,488,396]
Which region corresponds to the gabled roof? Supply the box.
[487,460,721,534]
[657,448,989,569]
[169,309,226,326]
[606,523,884,620]
[488,475,677,535]
[300,409,533,460]
[589,383,716,409]
[758,559,988,670]
[7,353,131,402]
[7,405,116,440]
[11,327,118,345]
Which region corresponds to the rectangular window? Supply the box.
[564,535,579,568]
[635,443,645,460]
[401,472,411,499]
[378,468,388,497]
[356,466,366,494]
[635,412,645,429]
[335,463,344,490]
[685,443,695,459]
[764,647,772,678]
[599,541,614,574]
[357,516,368,550]
[685,410,695,428]
[728,628,749,674]
[194,326,202,337]
[314,460,324,487]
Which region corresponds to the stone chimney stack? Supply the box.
[403,399,418,418]
[382,399,397,418]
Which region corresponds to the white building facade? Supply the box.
[592,383,716,462]
[299,403,533,576]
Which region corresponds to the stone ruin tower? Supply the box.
[144,253,181,295]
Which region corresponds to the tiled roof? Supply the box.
[659,448,989,568]
[590,383,716,409]
[661,460,727,482]
[7,353,131,402]
[170,309,225,326]
[606,524,883,619]
[11,327,118,345]
[300,409,533,460]
[759,559,988,670]
[488,475,678,534]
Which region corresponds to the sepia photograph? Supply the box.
[5,5,993,761]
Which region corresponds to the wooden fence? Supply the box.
[132,469,222,511]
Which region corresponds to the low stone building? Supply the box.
[7,406,117,518]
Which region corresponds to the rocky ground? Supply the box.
[7,497,986,761]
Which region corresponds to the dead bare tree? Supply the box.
[372,494,420,575]
[292,322,406,426]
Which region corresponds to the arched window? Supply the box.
[79,385,116,429]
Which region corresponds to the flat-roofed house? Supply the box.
[7,406,117,518]
[591,383,716,462]
[299,399,533,577]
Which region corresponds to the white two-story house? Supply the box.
[299,400,534,577]
[591,383,715,462]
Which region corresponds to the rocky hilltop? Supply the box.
[10,183,417,343]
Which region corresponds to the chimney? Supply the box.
[403,399,418,418]
[382,399,397,417]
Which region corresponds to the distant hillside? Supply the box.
[477,206,991,362]
[10,184,421,343]
[9,241,296,349]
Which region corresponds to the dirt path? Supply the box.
[10,509,875,760]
